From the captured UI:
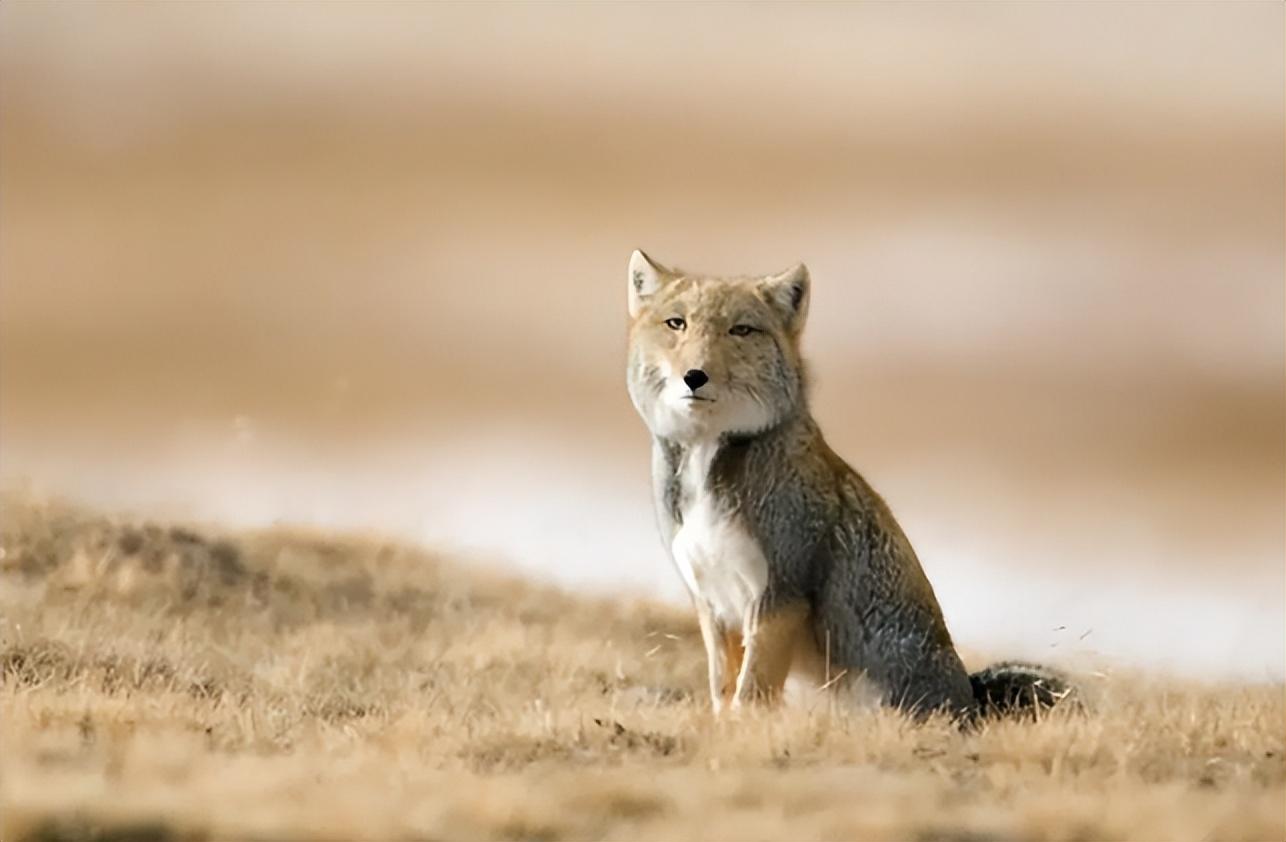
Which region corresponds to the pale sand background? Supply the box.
[2,3,1282,678]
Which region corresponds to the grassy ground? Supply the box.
[1,493,1282,842]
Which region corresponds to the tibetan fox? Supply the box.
[625,249,1069,719]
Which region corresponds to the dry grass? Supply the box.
[1,493,1282,842]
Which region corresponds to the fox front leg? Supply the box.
[696,603,743,714]
[732,599,809,709]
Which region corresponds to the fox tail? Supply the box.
[969,661,1077,718]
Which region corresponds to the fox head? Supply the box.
[626,249,810,443]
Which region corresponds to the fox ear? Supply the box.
[628,249,672,317]
[760,262,810,333]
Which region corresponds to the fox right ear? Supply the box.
[628,249,671,318]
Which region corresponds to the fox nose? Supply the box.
[683,369,709,392]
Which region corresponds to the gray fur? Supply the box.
[654,416,975,717]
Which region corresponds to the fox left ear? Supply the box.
[628,249,673,318]
[760,262,810,333]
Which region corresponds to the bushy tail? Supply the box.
[969,661,1076,719]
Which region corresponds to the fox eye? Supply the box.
[729,324,758,337]
[664,317,686,331]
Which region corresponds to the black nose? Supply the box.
[683,369,709,391]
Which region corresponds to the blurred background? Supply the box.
[1,3,1281,679]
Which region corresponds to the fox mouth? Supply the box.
[681,394,715,403]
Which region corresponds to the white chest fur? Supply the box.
[669,442,768,627]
